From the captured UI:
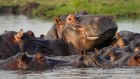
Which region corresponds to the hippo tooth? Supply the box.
[87,36,99,40]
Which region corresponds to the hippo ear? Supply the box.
[116,32,122,40]
[35,53,44,60]
[94,48,100,55]
[55,17,62,25]
[21,54,32,63]
[116,32,126,48]
[14,29,24,42]
[27,30,35,37]
[55,17,64,30]
[55,17,64,38]
[108,49,114,57]
[66,14,78,25]
[21,54,27,61]
[40,34,45,39]
[78,10,88,15]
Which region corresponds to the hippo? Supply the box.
[56,14,118,56]
[112,51,140,66]
[0,53,32,70]
[45,12,117,56]
[98,46,129,64]
[129,38,140,52]
[0,52,71,71]
[0,31,20,59]
[111,32,127,48]
[118,31,140,52]
[0,29,47,59]
[127,52,140,66]
[0,52,50,71]
[73,49,112,68]
[25,53,50,71]
[119,30,136,42]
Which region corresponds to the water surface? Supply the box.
[0,15,140,79]
[0,15,52,37]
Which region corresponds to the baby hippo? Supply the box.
[0,53,32,70]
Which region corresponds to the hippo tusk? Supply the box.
[87,36,99,40]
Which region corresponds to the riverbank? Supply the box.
[0,0,140,20]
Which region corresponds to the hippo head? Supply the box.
[128,53,140,66]
[134,54,140,65]
[1,53,32,70]
[14,29,39,54]
[108,49,118,63]
[74,48,110,68]
[55,14,118,50]
[113,32,126,49]
[26,52,50,71]
[16,53,32,70]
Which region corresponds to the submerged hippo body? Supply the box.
[37,39,70,56]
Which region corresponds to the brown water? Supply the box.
[0,15,140,79]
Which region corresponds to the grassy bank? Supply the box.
[0,0,140,20]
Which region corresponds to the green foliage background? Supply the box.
[0,0,140,20]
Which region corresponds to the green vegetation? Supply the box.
[0,0,140,20]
